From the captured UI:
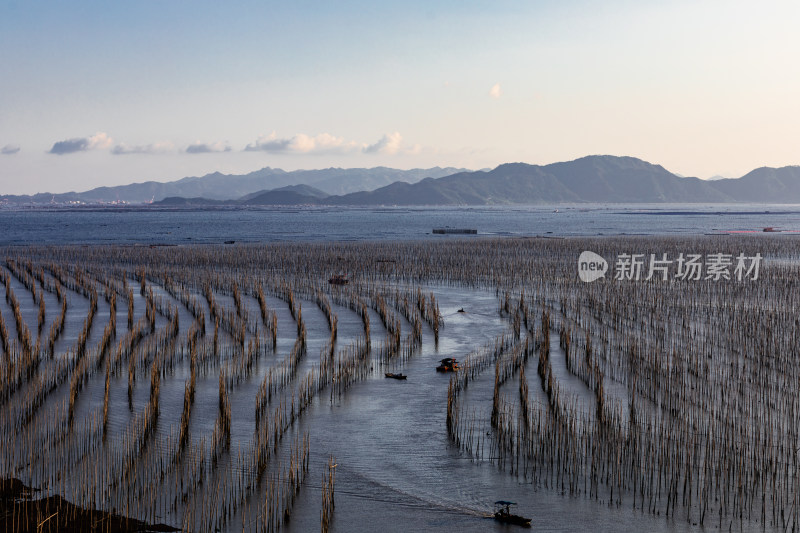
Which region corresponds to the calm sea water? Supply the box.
[2,204,800,244]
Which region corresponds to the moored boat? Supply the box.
[493,501,531,528]
[432,228,477,234]
[384,372,407,380]
[436,358,459,372]
[494,500,531,527]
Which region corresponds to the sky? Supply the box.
[2,0,800,195]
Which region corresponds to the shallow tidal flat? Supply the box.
[1,236,798,532]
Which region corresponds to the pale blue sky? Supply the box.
[2,1,799,194]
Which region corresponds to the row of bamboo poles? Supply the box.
[3,235,793,531]
[0,243,449,532]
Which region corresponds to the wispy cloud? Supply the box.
[489,83,502,99]
[186,141,232,154]
[245,132,422,156]
[49,132,113,155]
[245,132,359,154]
[1,145,20,155]
[111,141,175,155]
[45,131,426,159]
[405,143,423,155]
[363,132,425,156]
[363,132,403,155]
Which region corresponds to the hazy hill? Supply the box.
[153,184,329,207]
[237,190,323,205]
[327,156,734,205]
[280,167,467,196]
[11,156,800,207]
[238,184,329,202]
[1,166,468,204]
[710,166,800,202]
[156,196,228,206]
[539,156,726,202]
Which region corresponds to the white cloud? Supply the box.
[87,132,113,150]
[50,132,113,155]
[363,132,403,155]
[405,143,423,156]
[112,141,175,155]
[245,132,359,154]
[186,141,232,154]
[244,131,425,157]
[489,83,502,99]
[1,145,20,155]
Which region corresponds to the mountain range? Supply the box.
[0,166,469,204]
[5,156,800,206]
[160,156,800,206]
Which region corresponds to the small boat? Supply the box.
[328,274,349,285]
[224,240,236,244]
[493,501,531,528]
[384,372,407,380]
[436,358,459,372]
[432,228,477,234]
[457,308,465,313]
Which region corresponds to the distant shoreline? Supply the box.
[4,202,800,213]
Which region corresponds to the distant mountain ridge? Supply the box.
[710,166,800,202]
[318,156,800,205]
[0,166,469,204]
[238,184,330,202]
[6,156,800,206]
